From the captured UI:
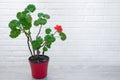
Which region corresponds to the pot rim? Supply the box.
[28,55,49,63]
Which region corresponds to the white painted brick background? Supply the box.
[0,0,120,65]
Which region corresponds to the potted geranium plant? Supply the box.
[8,4,66,79]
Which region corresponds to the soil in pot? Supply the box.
[29,55,49,63]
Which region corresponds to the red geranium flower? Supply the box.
[54,25,63,32]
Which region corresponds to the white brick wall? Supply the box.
[0,0,120,65]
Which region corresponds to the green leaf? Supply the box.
[34,20,40,26]
[45,28,51,34]
[22,11,28,15]
[44,14,50,19]
[24,8,30,13]
[9,29,21,38]
[59,32,67,41]
[32,40,39,50]
[18,14,32,30]
[44,34,56,43]
[39,18,47,25]
[23,23,32,30]
[31,40,40,50]
[36,36,43,44]
[20,14,32,23]
[31,37,43,50]
[16,12,22,19]
[17,13,25,21]
[18,13,27,24]
[44,35,52,42]
[46,43,51,48]
[17,12,28,21]
[9,20,20,30]
[38,13,44,18]
[38,13,50,19]
[51,36,56,42]
[43,46,48,52]
[26,14,32,23]
[26,4,36,12]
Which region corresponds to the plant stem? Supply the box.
[27,37,33,56]
[36,25,42,38]
[28,30,32,42]
[42,42,46,55]
[20,28,33,56]
[53,31,57,35]
[33,50,35,56]
[42,51,44,55]
[28,30,36,56]
[37,50,40,56]
[41,41,46,47]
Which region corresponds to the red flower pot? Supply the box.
[29,55,49,79]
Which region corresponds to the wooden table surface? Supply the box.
[0,62,120,80]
